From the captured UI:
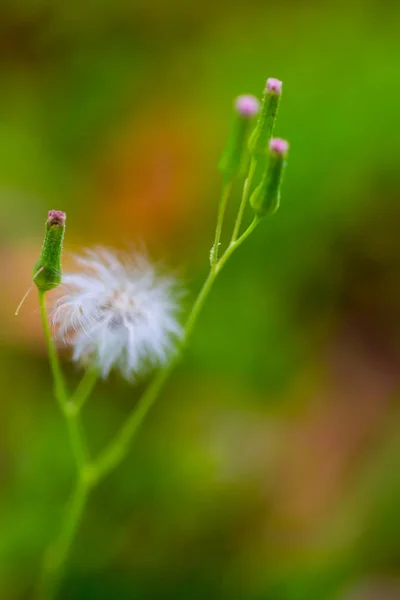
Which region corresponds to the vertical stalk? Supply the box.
[36,477,91,600]
[70,368,98,413]
[94,218,259,482]
[38,291,68,411]
[211,180,233,267]
[230,157,257,243]
[37,216,260,598]
[37,291,91,599]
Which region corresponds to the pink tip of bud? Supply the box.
[235,95,260,117]
[48,210,66,226]
[269,138,289,156]
[266,78,282,95]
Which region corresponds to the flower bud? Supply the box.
[248,78,282,158]
[250,138,289,216]
[33,210,66,292]
[219,95,260,180]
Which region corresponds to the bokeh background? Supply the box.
[1,0,400,598]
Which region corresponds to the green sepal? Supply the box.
[33,215,65,292]
[250,150,287,217]
[248,91,280,158]
[219,111,255,180]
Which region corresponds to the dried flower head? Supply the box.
[52,249,183,380]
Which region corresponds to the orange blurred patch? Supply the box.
[1,244,59,350]
[93,104,208,245]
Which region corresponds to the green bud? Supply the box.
[250,139,289,217]
[33,210,66,292]
[219,95,260,180]
[248,78,282,158]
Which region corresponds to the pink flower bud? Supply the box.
[269,138,289,156]
[266,78,282,95]
[235,95,260,118]
[47,210,66,227]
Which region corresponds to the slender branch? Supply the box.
[36,478,90,600]
[37,214,261,598]
[230,158,257,243]
[93,270,217,479]
[39,291,88,469]
[63,369,98,469]
[64,412,88,471]
[37,291,91,600]
[70,368,98,413]
[210,179,233,267]
[94,359,177,480]
[38,291,68,411]
[93,218,260,482]
[217,217,260,274]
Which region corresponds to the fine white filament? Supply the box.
[52,248,183,380]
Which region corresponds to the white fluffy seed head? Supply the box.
[51,248,183,381]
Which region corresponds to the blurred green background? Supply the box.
[1,0,400,598]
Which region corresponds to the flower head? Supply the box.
[266,78,282,95]
[235,95,260,118]
[52,248,183,380]
[269,137,289,156]
[47,210,66,227]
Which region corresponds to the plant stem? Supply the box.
[39,291,88,469]
[94,269,218,480]
[38,291,68,411]
[230,158,257,243]
[37,216,260,597]
[70,368,98,413]
[94,217,260,481]
[36,477,91,600]
[218,217,260,274]
[64,411,88,471]
[37,291,91,599]
[210,179,233,267]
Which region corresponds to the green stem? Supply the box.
[36,216,260,597]
[94,269,218,479]
[70,368,98,413]
[37,291,91,599]
[210,179,233,267]
[94,359,177,479]
[94,218,260,481]
[218,217,260,274]
[64,411,88,471]
[39,291,88,470]
[230,157,257,243]
[38,291,68,411]
[37,477,91,600]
